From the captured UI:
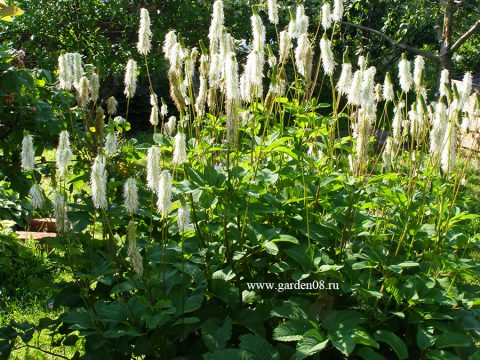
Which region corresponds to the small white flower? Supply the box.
[320,35,335,76]
[77,76,90,108]
[172,132,187,165]
[124,59,137,99]
[382,137,393,172]
[104,132,118,156]
[441,122,456,174]
[375,83,383,103]
[106,96,118,115]
[296,5,309,37]
[337,62,352,95]
[123,178,139,214]
[321,3,332,30]
[165,116,177,137]
[163,30,178,62]
[267,0,279,25]
[72,53,83,89]
[178,203,190,232]
[225,52,240,101]
[461,71,473,104]
[161,103,168,118]
[146,145,161,193]
[413,55,424,90]
[392,101,405,146]
[430,100,447,158]
[398,54,412,93]
[439,69,449,98]
[332,0,344,22]
[137,8,152,55]
[89,72,100,103]
[90,154,107,209]
[295,33,313,82]
[127,220,143,276]
[279,30,292,65]
[157,170,172,216]
[208,0,224,54]
[348,70,363,106]
[383,72,394,102]
[21,134,35,171]
[56,130,73,178]
[29,184,45,210]
[58,54,72,90]
[54,190,68,234]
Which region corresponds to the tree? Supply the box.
[340,0,480,73]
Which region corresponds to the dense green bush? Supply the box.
[0,44,61,193]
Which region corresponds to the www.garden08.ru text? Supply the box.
[246,280,340,293]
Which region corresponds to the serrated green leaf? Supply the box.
[322,310,366,332]
[273,319,315,342]
[239,334,280,360]
[264,241,279,255]
[374,330,408,359]
[202,318,232,352]
[295,329,329,359]
[331,330,356,356]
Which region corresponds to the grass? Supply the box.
[0,223,81,359]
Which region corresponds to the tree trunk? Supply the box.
[440,0,454,74]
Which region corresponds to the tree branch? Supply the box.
[450,20,480,53]
[340,21,441,62]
